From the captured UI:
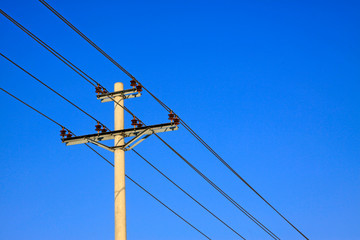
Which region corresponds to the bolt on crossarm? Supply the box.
[61,82,179,240]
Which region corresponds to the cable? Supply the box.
[0,87,66,130]
[0,87,115,167]
[132,149,246,240]
[0,49,250,237]
[0,53,110,131]
[125,174,211,240]
[0,10,279,238]
[0,87,211,240]
[36,1,309,238]
[137,90,309,240]
[38,0,134,79]
[0,50,250,236]
[0,9,98,88]
[101,93,280,239]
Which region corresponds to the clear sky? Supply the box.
[0,0,359,239]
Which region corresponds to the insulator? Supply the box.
[95,84,102,94]
[137,122,143,128]
[102,87,108,94]
[101,127,107,133]
[136,85,142,92]
[174,117,180,126]
[168,111,175,121]
[95,121,102,132]
[130,79,137,87]
[60,127,66,138]
[131,117,138,127]
[66,131,73,138]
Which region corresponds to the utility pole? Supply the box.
[114,82,126,240]
[61,81,179,240]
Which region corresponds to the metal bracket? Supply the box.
[97,88,141,103]
[62,123,178,152]
[87,139,115,152]
[121,129,152,151]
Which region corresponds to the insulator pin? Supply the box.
[136,85,142,92]
[168,111,175,122]
[173,116,180,126]
[131,117,138,127]
[95,84,102,94]
[130,79,137,88]
[101,127,107,133]
[95,121,102,132]
[60,127,67,138]
[66,131,73,138]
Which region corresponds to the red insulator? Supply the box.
[168,111,175,122]
[95,121,102,132]
[137,122,143,128]
[102,87,108,94]
[131,117,138,127]
[174,116,180,126]
[136,85,142,93]
[95,84,102,94]
[66,131,73,138]
[60,127,66,138]
[101,127,107,133]
[130,79,137,88]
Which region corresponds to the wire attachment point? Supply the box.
[60,127,66,139]
[130,79,137,88]
[95,121,102,133]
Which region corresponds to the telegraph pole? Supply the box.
[114,82,126,240]
[61,80,179,240]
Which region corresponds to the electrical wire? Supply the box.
[0,87,211,240]
[38,0,134,79]
[0,9,98,88]
[36,1,309,238]
[93,92,280,239]
[0,10,279,238]
[125,174,211,240]
[132,149,246,240]
[0,53,110,132]
[0,87,67,130]
[0,48,247,237]
[0,52,249,237]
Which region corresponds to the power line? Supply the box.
[95,87,280,239]
[132,149,246,240]
[0,9,98,88]
[0,87,113,167]
[125,174,211,240]
[0,53,110,132]
[0,87,66,130]
[36,1,309,239]
[0,11,279,238]
[38,0,134,80]
[0,52,247,237]
[98,91,280,239]
[0,52,253,238]
[0,87,211,240]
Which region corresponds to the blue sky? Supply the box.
[0,0,359,239]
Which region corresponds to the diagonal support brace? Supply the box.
[122,129,152,151]
[87,139,115,152]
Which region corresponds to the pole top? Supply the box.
[114,82,124,91]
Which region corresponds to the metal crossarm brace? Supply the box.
[121,129,152,151]
[87,138,115,152]
[62,123,178,149]
[97,88,141,103]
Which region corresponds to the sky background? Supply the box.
[0,0,359,239]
